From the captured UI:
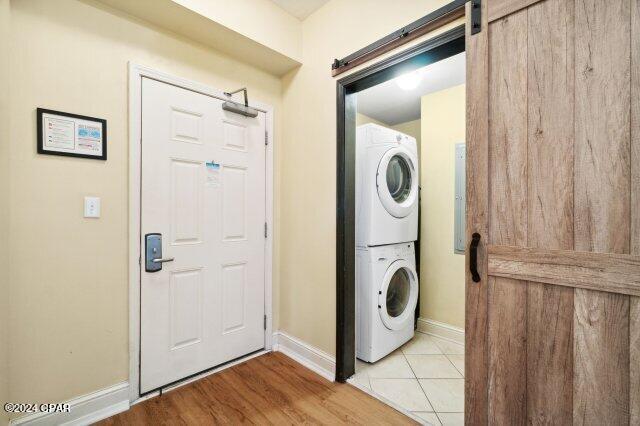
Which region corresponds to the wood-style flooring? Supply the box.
[99,352,416,425]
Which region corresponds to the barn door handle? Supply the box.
[470,233,481,282]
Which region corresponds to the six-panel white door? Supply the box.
[140,78,266,393]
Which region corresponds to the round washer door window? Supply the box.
[386,155,412,203]
[377,147,418,218]
[378,260,418,331]
[386,268,411,317]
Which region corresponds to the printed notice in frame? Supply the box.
[206,161,221,186]
[37,108,107,160]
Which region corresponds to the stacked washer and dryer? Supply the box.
[356,123,420,363]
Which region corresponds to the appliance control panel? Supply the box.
[388,243,414,258]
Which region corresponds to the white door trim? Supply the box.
[127,62,274,403]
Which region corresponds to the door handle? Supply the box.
[469,233,481,283]
[152,257,174,264]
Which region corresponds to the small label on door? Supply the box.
[206,161,221,186]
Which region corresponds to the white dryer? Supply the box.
[356,242,418,363]
[356,123,419,247]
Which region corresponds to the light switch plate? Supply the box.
[84,196,101,218]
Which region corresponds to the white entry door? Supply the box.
[140,77,266,393]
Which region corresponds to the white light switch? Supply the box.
[84,196,101,218]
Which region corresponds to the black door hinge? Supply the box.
[264,222,267,238]
[265,131,268,146]
[264,315,267,330]
[470,0,482,35]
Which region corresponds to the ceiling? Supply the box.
[269,0,330,20]
[357,52,465,125]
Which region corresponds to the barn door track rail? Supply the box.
[331,0,480,77]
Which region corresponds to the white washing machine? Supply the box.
[356,242,418,363]
[356,123,419,247]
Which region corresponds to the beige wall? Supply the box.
[419,84,465,328]
[279,0,458,355]
[355,112,387,127]
[6,0,282,411]
[93,0,302,76]
[174,0,302,60]
[0,0,9,424]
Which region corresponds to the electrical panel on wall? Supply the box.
[454,143,465,254]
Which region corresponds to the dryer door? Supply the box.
[376,147,418,218]
[378,260,418,331]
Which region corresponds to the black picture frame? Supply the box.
[37,108,107,160]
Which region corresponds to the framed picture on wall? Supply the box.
[37,108,107,160]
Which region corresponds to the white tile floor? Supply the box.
[352,332,464,426]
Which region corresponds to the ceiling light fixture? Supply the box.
[395,70,422,91]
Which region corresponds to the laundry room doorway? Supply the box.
[351,50,466,423]
[334,6,467,420]
[338,0,640,423]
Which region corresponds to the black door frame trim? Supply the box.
[335,25,466,382]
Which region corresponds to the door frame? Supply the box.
[335,26,466,382]
[127,63,275,402]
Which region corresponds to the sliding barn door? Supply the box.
[465,0,640,424]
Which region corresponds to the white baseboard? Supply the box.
[417,318,465,345]
[272,331,335,382]
[10,382,129,426]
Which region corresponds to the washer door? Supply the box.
[378,260,418,331]
[376,147,418,218]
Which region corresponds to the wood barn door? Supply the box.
[465,0,639,424]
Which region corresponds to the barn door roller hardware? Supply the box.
[331,0,481,76]
[222,87,259,118]
[470,0,481,34]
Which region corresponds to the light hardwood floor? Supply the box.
[99,352,416,425]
